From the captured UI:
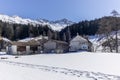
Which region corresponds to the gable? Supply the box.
[71,35,88,42]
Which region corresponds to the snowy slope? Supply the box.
[0,52,120,80]
[0,14,74,31]
[89,35,104,52]
[89,31,120,52]
[38,18,75,31]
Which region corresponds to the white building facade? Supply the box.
[69,34,91,52]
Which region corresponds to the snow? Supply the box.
[0,14,40,25]
[0,52,120,80]
[0,62,92,80]
[89,31,120,52]
[18,38,35,42]
[89,35,103,52]
[0,14,74,31]
[18,36,48,42]
[3,37,11,42]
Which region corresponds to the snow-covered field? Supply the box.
[0,52,120,80]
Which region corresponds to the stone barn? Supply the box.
[44,40,69,53]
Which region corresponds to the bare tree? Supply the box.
[98,18,113,52]
[111,10,120,53]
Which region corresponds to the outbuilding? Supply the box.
[44,40,69,53]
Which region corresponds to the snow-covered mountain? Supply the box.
[50,18,74,25]
[37,18,75,31]
[0,14,75,31]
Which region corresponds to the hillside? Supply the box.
[60,16,120,40]
[89,30,120,52]
[0,15,120,41]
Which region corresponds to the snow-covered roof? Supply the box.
[18,36,48,42]
[0,36,11,42]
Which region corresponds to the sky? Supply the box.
[0,0,120,22]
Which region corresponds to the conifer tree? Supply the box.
[67,26,71,42]
[47,30,52,40]
[63,33,66,42]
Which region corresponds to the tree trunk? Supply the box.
[115,31,118,53]
[106,34,112,52]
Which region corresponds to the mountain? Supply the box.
[0,14,75,31]
[37,18,75,31]
[52,18,75,25]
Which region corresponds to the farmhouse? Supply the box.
[69,34,92,52]
[44,40,69,53]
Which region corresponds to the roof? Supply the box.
[37,38,48,43]
[0,36,11,42]
[11,40,40,46]
[18,36,48,42]
[28,40,40,46]
[70,34,88,42]
[11,42,29,46]
[46,40,68,45]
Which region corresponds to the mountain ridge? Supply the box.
[0,14,75,31]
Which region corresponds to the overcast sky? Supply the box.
[0,0,120,22]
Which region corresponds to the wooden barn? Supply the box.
[6,40,41,55]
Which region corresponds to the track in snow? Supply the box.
[0,60,120,80]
